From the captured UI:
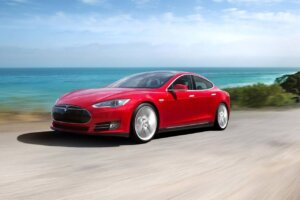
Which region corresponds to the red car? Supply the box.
[51,71,230,143]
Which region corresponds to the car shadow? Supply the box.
[17,131,133,148]
[17,128,214,147]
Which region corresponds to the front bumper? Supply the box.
[51,105,132,136]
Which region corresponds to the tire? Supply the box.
[130,103,158,143]
[214,103,229,130]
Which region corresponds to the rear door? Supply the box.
[191,75,215,122]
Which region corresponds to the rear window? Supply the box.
[193,76,213,90]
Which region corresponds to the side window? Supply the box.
[193,76,213,90]
[170,75,193,90]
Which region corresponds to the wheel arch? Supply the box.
[139,101,160,126]
[217,91,230,116]
[129,101,160,143]
[130,100,161,131]
[213,101,230,125]
[215,100,230,114]
[220,101,230,116]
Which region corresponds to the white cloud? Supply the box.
[194,6,204,12]
[131,0,153,5]
[5,0,28,5]
[80,0,105,5]
[1,9,300,67]
[131,0,158,8]
[213,0,282,3]
[224,8,300,23]
[16,10,297,45]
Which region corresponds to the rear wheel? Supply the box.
[214,103,229,130]
[131,103,158,143]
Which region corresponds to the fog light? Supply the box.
[109,121,120,130]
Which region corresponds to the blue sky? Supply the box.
[1,0,300,67]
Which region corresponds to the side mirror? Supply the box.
[169,84,188,91]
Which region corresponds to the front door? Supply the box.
[163,75,196,127]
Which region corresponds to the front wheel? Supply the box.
[131,103,158,143]
[214,103,229,130]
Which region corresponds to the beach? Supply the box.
[1,108,300,200]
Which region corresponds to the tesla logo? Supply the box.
[63,106,69,112]
[159,99,164,102]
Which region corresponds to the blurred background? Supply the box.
[1,2,300,200]
[0,0,299,120]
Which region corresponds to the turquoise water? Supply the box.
[0,67,299,111]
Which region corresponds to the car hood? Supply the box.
[57,88,148,107]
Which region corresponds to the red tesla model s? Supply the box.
[51,71,230,143]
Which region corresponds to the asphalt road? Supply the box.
[1,109,300,200]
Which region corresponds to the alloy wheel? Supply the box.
[217,104,228,129]
[134,105,158,141]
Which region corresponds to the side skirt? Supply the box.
[158,122,213,133]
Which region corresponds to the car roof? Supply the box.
[136,70,194,76]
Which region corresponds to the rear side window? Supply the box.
[193,76,213,90]
[169,75,193,90]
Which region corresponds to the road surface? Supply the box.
[0,109,300,200]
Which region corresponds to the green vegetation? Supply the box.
[224,83,296,108]
[224,71,300,108]
[275,71,300,95]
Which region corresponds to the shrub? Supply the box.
[224,83,295,108]
[267,93,295,106]
[275,71,300,95]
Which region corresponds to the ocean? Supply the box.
[0,67,299,112]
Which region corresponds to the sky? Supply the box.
[0,0,300,67]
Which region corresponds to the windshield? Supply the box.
[108,72,175,88]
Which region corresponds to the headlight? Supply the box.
[92,99,130,108]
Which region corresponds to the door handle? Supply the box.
[189,94,195,98]
[211,93,216,96]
